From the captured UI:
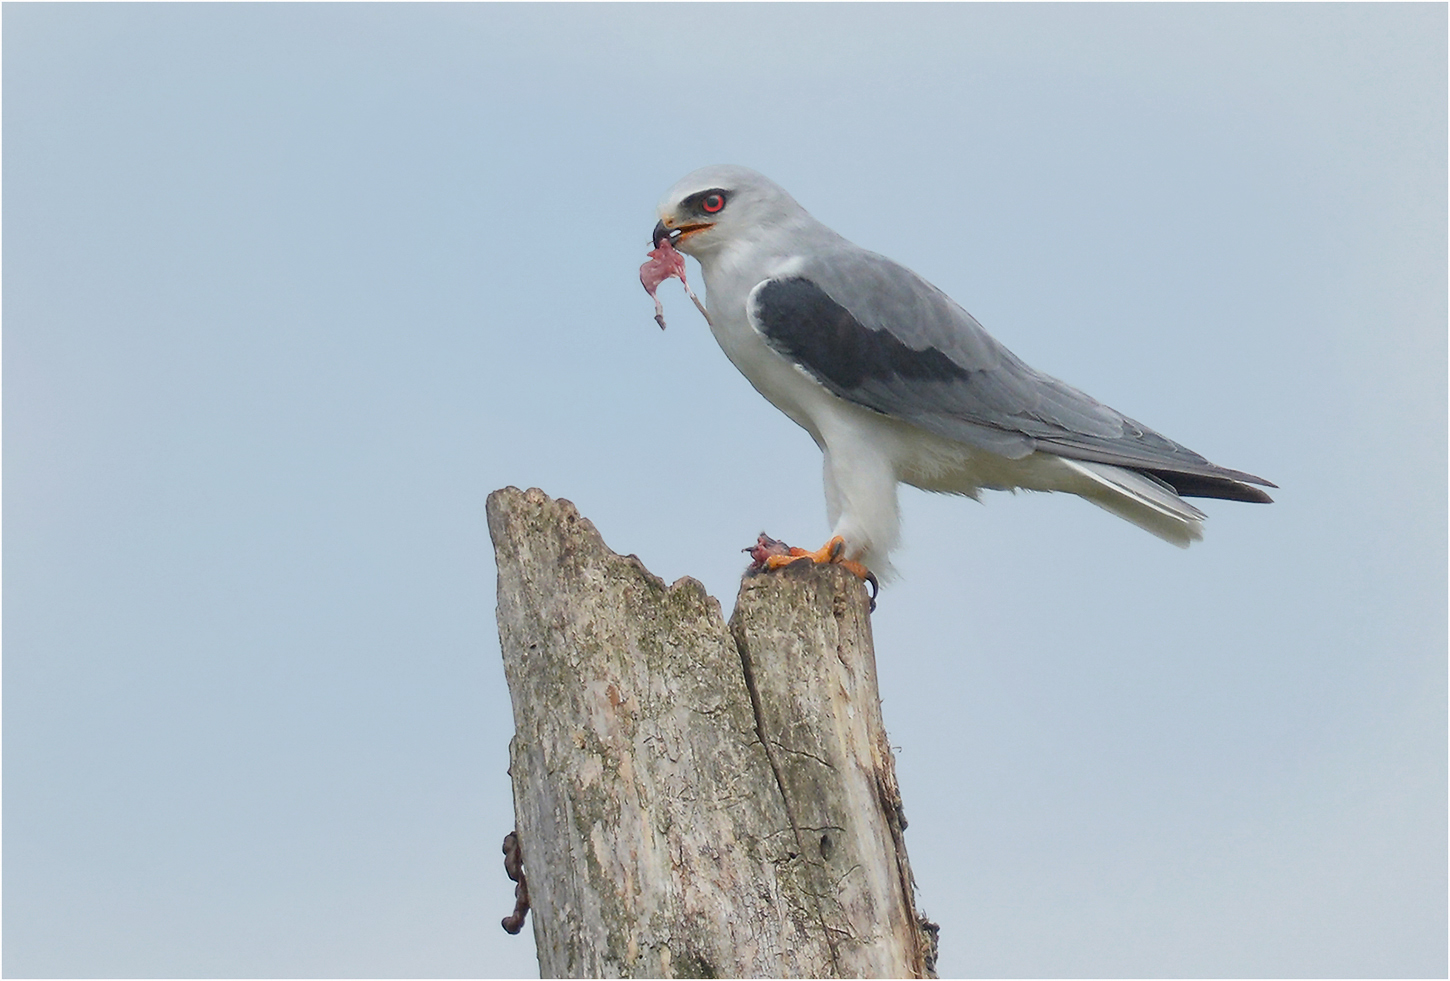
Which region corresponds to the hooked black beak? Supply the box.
[652,220,678,249]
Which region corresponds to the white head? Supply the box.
[653,165,812,260]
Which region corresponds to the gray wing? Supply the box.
[747,246,1274,502]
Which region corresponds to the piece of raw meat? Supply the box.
[639,235,710,329]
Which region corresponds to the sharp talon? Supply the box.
[745,534,877,612]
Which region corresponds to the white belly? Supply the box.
[696,253,1079,575]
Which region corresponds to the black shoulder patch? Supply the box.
[752,277,968,391]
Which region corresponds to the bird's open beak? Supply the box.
[653,219,712,248]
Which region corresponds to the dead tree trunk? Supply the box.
[487,487,937,979]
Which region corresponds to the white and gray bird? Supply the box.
[652,165,1273,584]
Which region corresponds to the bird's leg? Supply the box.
[763,534,846,570]
[744,533,879,610]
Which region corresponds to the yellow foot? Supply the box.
[744,534,879,611]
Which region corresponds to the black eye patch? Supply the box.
[683,189,729,216]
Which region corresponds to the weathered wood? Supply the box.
[731,565,936,978]
[487,486,936,979]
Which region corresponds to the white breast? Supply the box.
[698,252,837,445]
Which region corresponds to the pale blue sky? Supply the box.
[5,4,1445,978]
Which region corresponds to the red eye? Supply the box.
[702,193,725,213]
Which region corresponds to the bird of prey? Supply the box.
[650,165,1273,587]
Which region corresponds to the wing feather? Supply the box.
[747,250,1274,500]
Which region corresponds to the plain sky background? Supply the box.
[5,4,1445,978]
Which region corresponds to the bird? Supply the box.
[650,164,1273,588]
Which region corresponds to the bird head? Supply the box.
[653,165,808,259]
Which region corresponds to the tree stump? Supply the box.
[487,487,937,979]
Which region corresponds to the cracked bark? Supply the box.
[488,486,937,979]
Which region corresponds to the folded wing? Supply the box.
[746,249,1274,503]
